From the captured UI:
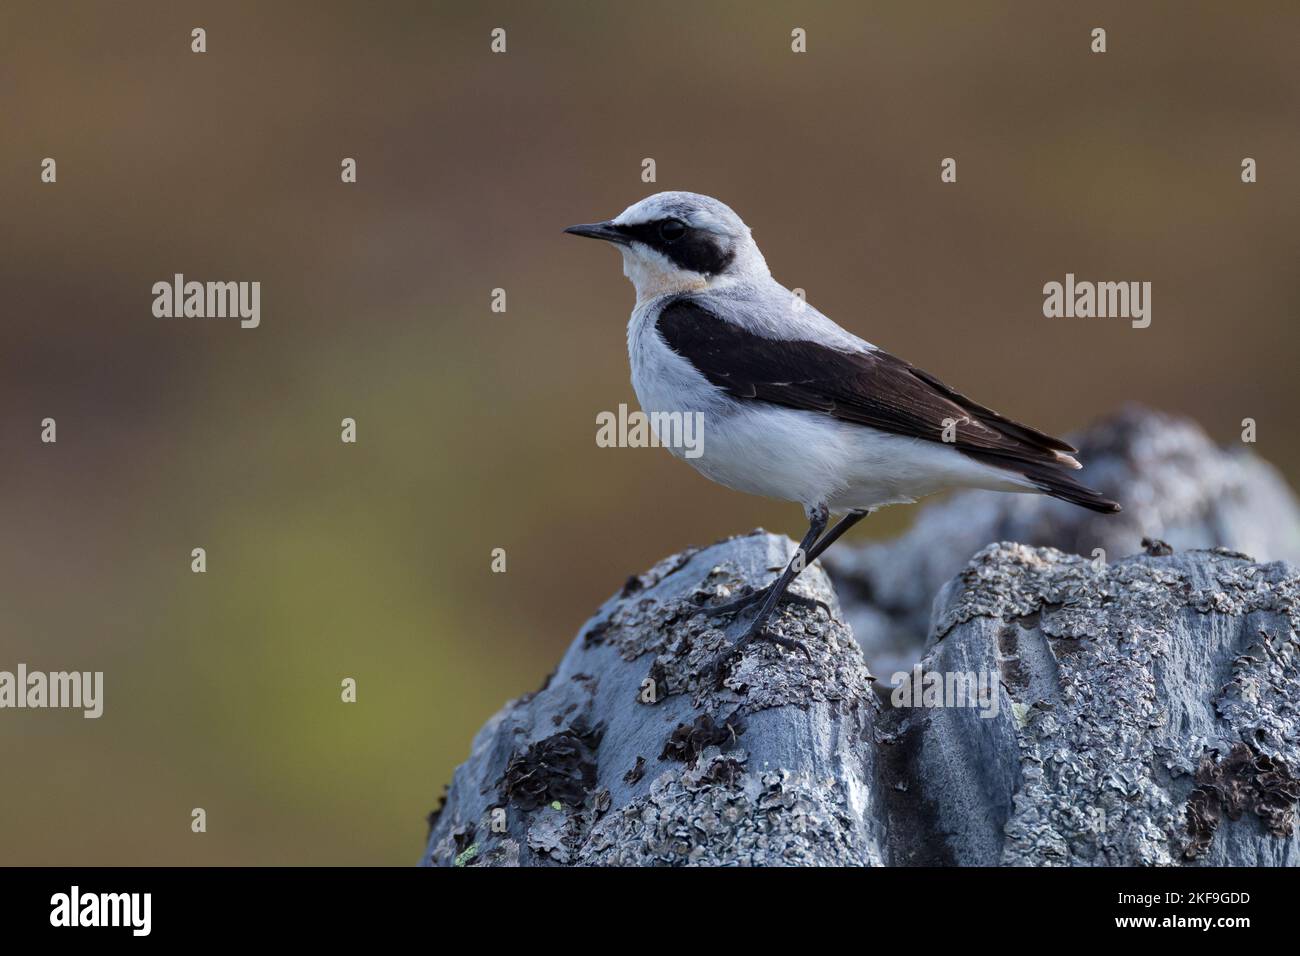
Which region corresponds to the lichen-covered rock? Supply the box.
[422,530,885,867]
[424,406,1300,867]
[824,406,1300,676]
[910,542,1300,866]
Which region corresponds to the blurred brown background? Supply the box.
[0,1,1296,864]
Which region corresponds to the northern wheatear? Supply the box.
[566,192,1119,664]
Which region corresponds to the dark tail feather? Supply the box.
[1039,479,1121,514]
[1019,462,1120,514]
[965,452,1121,514]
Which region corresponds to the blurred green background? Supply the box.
[0,1,1296,864]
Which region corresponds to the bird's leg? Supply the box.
[696,509,868,619]
[697,506,827,674]
[732,504,828,654]
[804,508,869,563]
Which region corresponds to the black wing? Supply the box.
[656,297,1120,513]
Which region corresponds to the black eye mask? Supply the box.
[613,219,735,276]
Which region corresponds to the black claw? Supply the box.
[752,630,812,659]
[693,584,827,620]
[702,622,814,687]
[695,585,766,618]
[776,591,831,616]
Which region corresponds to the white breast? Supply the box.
[627,298,718,425]
[626,298,850,507]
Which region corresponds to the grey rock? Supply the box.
[913,542,1300,866]
[423,530,885,867]
[424,533,1300,866]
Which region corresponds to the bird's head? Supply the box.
[565,191,768,301]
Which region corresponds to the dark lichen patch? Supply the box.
[643,657,671,701]
[425,785,449,841]
[582,617,612,648]
[621,546,700,598]
[500,725,604,811]
[1015,609,1042,629]
[449,824,476,866]
[694,754,745,788]
[997,625,1030,692]
[623,756,646,785]
[516,667,557,707]
[1044,633,1087,656]
[1184,743,1300,859]
[1142,537,1174,557]
[661,712,745,768]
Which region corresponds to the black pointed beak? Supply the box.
[564,220,629,246]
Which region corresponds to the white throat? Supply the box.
[619,246,708,302]
[618,241,769,303]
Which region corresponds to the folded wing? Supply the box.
[656,296,1120,513]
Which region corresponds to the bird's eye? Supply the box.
[658,219,687,242]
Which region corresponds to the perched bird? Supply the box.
[566,191,1119,666]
